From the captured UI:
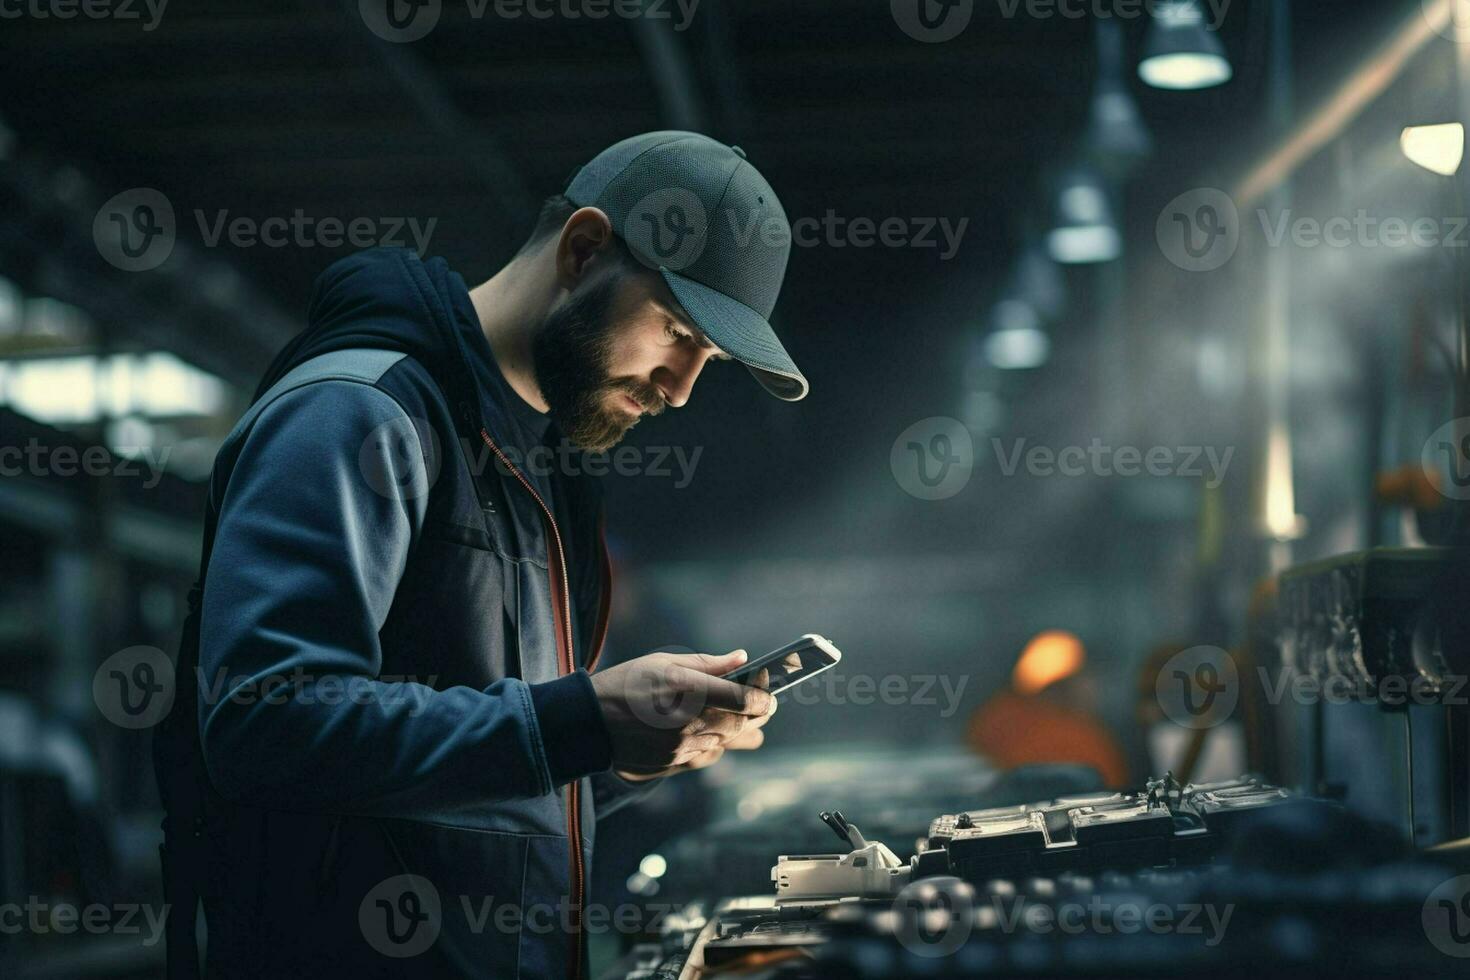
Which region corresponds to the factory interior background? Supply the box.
[4,0,1470,976]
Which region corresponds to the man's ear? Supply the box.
[555,207,617,288]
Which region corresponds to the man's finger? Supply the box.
[673,733,724,764]
[743,703,777,730]
[668,746,724,774]
[689,708,750,739]
[725,727,766,751]
[686,672,775,716]
[680,649,748,677]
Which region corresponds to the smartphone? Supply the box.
[725,634,843,695]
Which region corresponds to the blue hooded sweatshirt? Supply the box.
[179,248,643,979]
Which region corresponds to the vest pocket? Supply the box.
[373,820,533,978]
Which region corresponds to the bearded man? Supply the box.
[153,132,806,979]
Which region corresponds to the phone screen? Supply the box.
[727,634,842,695]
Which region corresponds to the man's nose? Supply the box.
[655,350,709,409]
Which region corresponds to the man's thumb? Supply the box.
[685,649,748,676]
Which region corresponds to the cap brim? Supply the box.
[660,268,808,402]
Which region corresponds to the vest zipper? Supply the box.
[476,427,586,980]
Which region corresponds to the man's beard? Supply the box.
[532,273,664,452]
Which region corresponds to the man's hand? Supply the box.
[590,650,777,782]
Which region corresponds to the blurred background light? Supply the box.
[1012,630,1086,695]
[985,326,1051,370]
[638,853,668,879]
[1087,19,1153,170]
[1047,172,1121,264]
[1139,0,1233,91]
[1400,122,1464,175]
[1263,425,1306,542]
[0,352,228,425]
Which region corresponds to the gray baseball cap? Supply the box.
[565,131,808,401]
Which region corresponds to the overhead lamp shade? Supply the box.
[1087,20,1152,166]
[1139,1,1233,91]
[984,325,1050,370]
[1046,172,1120,264]
[1088,83,1154,162]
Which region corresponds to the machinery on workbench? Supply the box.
[605,773,1469,978]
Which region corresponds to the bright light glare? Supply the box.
[1047,225,1121,264]
[1263,424,1304,541]
[1013,630,1086,695]
[1139,52,1233,90]
[985,328,1050,370]
[638,854,668,879]
[1,352,228,424]
[1401,123,1464,176]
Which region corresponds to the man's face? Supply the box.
[532,265,730,452]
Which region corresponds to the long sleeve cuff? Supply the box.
[528,670,612,787]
